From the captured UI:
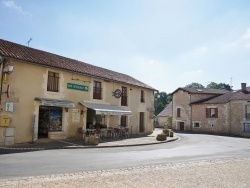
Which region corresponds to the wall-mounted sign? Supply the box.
[72,109,80,123]
[67,83,88,92]
[113,89,121,98]
[6,102,14,112]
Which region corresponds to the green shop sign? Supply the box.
[67,83,89,92]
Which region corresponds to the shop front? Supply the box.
[35,97,75,139]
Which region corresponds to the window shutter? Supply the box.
[215,108,218,118]
[206,108,209,118]
[177,108,180,117]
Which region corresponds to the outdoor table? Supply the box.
[86,128,96,136]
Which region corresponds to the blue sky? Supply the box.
[1,0,250,93]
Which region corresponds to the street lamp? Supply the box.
[3,60,14,84]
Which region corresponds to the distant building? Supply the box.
[156,102,172,127]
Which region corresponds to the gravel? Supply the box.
[1,157,250,188]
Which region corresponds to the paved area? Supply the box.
[1,157,249,187]
[0,128,178,152]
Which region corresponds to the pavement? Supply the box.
[0,128,179,154]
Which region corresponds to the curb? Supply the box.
[0,136,179,151]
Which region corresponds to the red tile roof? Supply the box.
[0,39,155,90]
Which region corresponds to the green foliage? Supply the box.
[185,82,205,88]
[154,91,172,115]
[206,82,232,90]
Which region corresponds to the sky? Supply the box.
[0,0,250,93]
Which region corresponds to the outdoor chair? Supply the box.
[113,128,120,139]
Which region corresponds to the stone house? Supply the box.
[0,39,156,145]
[171,87,229,131]
[172,84,250,137]
[191,83,250,137]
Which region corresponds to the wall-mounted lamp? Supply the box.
[65,108,69,112]
[3,60,14,84]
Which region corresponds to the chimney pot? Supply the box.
[241,83,247,92]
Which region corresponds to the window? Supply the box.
[120,116,127,127]
[246,105,250,121]
[193,122,200,128]
[140,90,145,103]
[93,81,102,99]
[121,86,128,106]
[206,108,218,118]
[47,71,59,92]
[177,108,181,117]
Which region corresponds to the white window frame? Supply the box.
[192,121,201,128]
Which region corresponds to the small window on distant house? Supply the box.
[121,86,128,106]
[193,122,200,128]
[177,108,181,117]
[140,90,145,103]
[246,105,250,121]
[206,108,218,118]
[47,71,59,92]
[93,81,102,99]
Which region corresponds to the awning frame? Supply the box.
[79,102,132,116]
[35,97,75,108]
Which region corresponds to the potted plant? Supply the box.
[156,133,167,141]
[85,134,99,145]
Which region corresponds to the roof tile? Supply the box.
[0,39,155,90]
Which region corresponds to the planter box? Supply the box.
[156,134,167,141]
[85,136,99,145]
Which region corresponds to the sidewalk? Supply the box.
[0,128,179,152]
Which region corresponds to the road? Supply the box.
[0,132,250,179]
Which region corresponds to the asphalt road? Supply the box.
[1,132,250,179]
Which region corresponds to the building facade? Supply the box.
[171,87,229,131]
[171,84,250,137]
[0,39,156,145]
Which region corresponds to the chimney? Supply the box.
[241,83,248,94]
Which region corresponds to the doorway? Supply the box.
[180,122,185,131]
[139,112,145,133]
[38,106,62,138]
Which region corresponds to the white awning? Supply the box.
[79,102,132,116]
[35,97,75,108]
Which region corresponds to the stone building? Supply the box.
[0,39,156,145]
[171,84,250,137]
[171,87,229,131]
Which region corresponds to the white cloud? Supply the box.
[2,0,31,17]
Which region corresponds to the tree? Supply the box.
[154,91,172,115]
[185,82,205,88]
[206,82,232,90]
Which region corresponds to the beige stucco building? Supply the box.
[0,39,156,145]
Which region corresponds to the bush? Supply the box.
[162,129,170,136]
[156,133,167,141]
[169,131,174,137]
